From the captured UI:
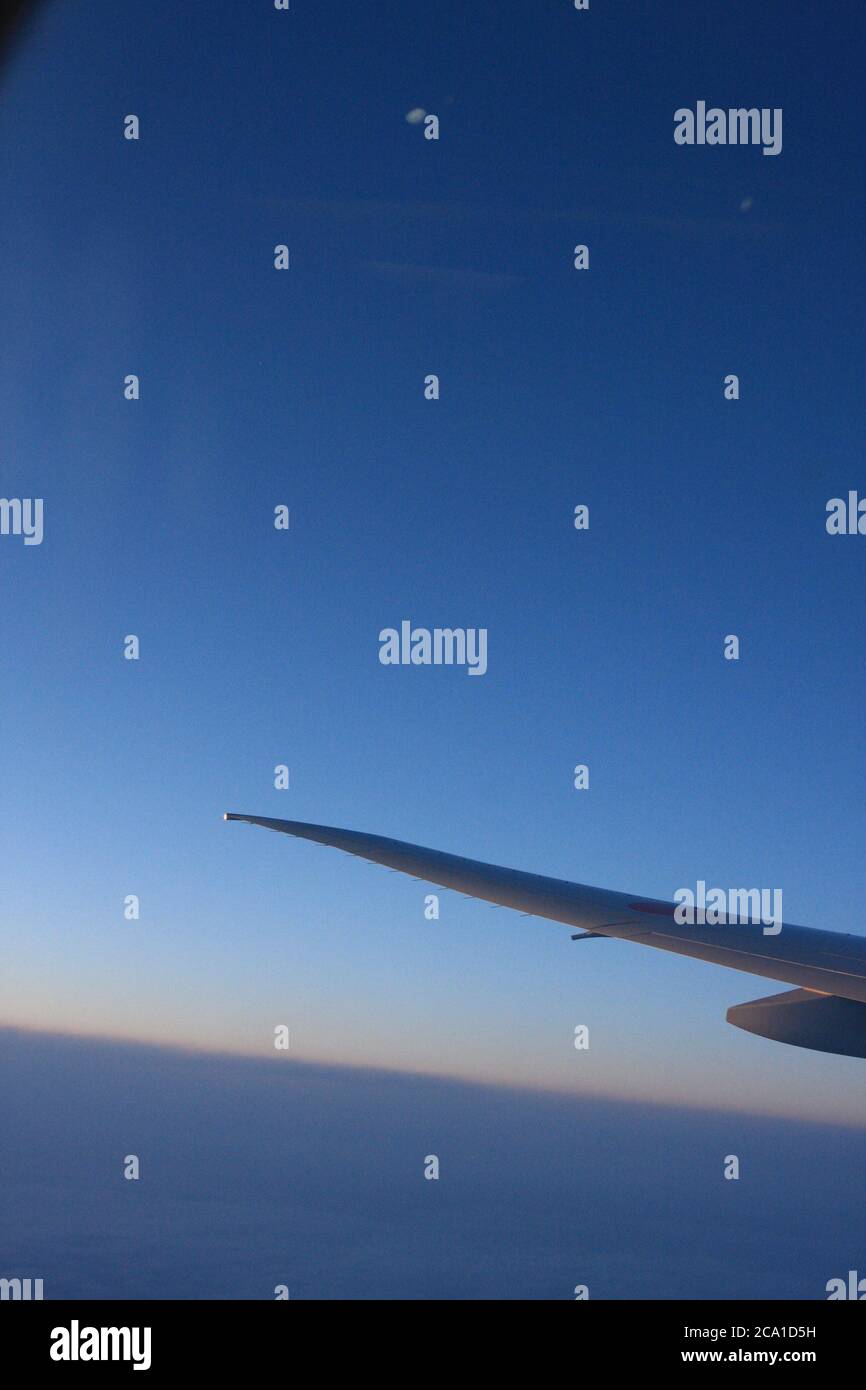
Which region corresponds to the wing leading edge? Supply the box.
[225,813,866,1055]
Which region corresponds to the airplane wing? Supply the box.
[225,813,866,1058]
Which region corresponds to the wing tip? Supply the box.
[223,811,306,834]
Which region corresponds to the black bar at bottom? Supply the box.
[0,1298,857,1374]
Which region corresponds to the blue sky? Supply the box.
[1,0,865,1134]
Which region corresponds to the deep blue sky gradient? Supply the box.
[0,1,864,1126]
